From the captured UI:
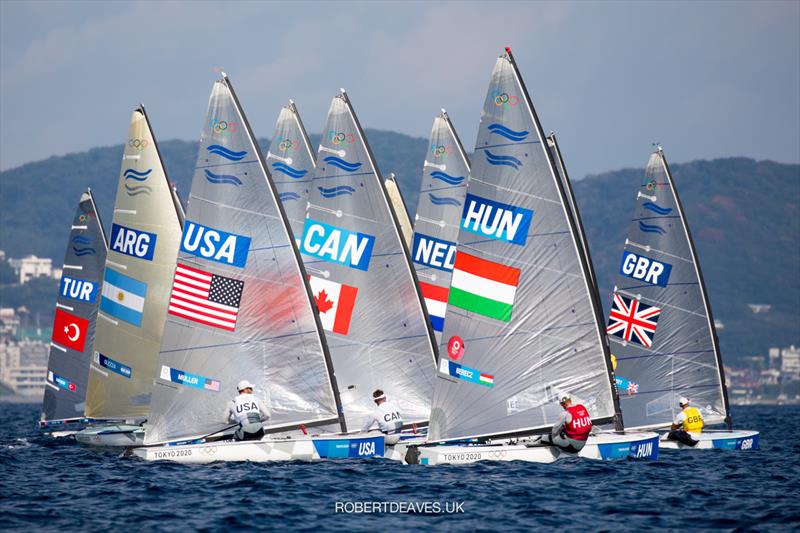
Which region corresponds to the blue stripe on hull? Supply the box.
[312,436,385,458]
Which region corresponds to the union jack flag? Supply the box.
[607,293,661,348]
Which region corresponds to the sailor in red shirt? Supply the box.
[538,394,593,453]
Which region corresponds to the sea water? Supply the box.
[1,404,798,531]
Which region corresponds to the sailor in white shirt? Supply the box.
[361,389,403,444]
[224,380,270,441]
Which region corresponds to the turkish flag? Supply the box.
[52,309,89,352]
[307,275,358,336]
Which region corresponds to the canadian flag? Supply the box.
[307,275,358,336]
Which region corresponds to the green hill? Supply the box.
[0,134,797,364]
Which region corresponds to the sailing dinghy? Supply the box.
[299,90,439,448]
[39,190,108,437]
[410,110,470,344]
[132,75,388,463]
[76,106,184,447]
[398,49,658,465]
[607,147,758,450]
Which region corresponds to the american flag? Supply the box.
[607,293,661,348]
[168,263,244,331]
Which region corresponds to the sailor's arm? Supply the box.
[361,415,377,433]
[225,401,235,423]
[551,410,568,437]
[259,401,270,422]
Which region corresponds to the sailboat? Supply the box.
[76,106,184,446]
[265,100,316,241]
[607,147,759,450]
[410,110,470,343]
[399,48,658,465]
[39,190,108,436]
[132,74,381,463]
[299,90,439,441]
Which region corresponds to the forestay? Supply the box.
[144,76,340,445]
[85,107,183,420]
[411,111,471,342]
[429,50,617,442]
[265,101,316,240]
[41,190,108,423]
[300,91,438,432]
[607,148,729,430]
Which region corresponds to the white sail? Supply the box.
[144,76,340,445]
[85,107,183,420]
[428,49,617,442]
[300,91,438,432]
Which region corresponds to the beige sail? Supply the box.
[384,174,413,248]
[84,107,182,420]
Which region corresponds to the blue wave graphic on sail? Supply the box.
[72,246,97,256]
[123,168,152,181]
[323,156,362,173]
[124,184,152,196]
[485,150,522,170]
[206,144,247,161]
[487,123,529,142]
[642,202,673,216]
[428,193,461,206]
[72,235,93,245]
[279,192,301,202]
[271,162,308,179]
[430,171,465,185]
[204,169,242,186]
[639,221,666,235]
[318,185,356,198]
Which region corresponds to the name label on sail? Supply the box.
[59,276,98,303]
[160,365,220,392]
[110,223,157,261]
[412,233,456,272]
[619,251,672,288]
[461,194,532,246]
[300,219,375,271]
[94,352,132,379]
[180,220,251,268]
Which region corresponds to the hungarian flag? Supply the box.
[449,251,520,322]
[307,274,358,335]
[51,308,89,352]
[419,281,447,333]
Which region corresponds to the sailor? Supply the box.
[225,380,270,441]
[667,396,703,446]
[538,394,593,453]
[360,389,403,444]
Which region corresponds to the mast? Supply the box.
[288,99,316,165]
[548,132,624,431]
[658,147,731,429]
[340,90,440,364]
[505,48,619,430]
[224,76,346,433]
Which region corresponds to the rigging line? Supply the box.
[272,179,313,185]
[313,171,375,180]
[624,240,694,264]
[628,383,720,396]
[614,288,708,318]
[415,215,452,228]
[194,159,259,170]
[615,348,714,361]
[467,177,561,205]
[159,325,316,354]
[474,140,541,150]
[186,194,284,220]
[306,203,392,227]
[422,184,467,193]
[616,281,699,292]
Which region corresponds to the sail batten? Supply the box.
[428,50,617,442]
[143,76,340,445]
[609,148,729,431]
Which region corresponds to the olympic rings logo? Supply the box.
[128,139,149,151]
[78,213,93,222]
[328,130,355,145]
[645,180,668,191]
[430,144,453,157]
[209,118,239,135]
[492,91,520,109]
[275,136,300,152]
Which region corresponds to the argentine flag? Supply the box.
[100,267,147,326]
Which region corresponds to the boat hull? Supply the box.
[75,425,144,447]
[397,431,660,465]
[659,429,759,450]
[131,435,388,464]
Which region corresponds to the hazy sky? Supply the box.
[1,0,798,178]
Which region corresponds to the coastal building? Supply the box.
[781,345,800,377]
[9,255,53,284]
[0,338,47,397]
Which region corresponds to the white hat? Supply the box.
[237,380,255,392]
[559,393,572,403]
[678,396,689,406]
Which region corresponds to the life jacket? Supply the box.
[681,406,704,433]
[376,401,403,434]
[564,404,593,441]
